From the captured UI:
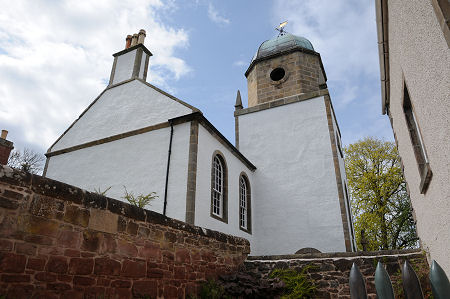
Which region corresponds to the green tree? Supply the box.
[344,137,418,251]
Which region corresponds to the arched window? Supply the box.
[211,152,228,222]
[239,173,251,233]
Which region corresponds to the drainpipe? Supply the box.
[163,121,174,216]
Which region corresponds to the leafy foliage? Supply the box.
[269,266,316,299]
[7,148,45,174]
[93,186,112,196]
[344,137,418,250]
[189,279,230,299]
[122,186,158,209]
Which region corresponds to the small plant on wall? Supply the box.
[122,186,158,209]
[93,186,112,196]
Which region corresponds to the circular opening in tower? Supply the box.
[270,68,286,81]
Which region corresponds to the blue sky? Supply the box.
[0,0,393,154]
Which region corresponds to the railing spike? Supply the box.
[349,262,368,299]
[430,260,450,299]
[402,260,424,299]
[375,261,395,299]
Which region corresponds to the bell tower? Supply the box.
[245,33,327,107]
[235,30,355,254]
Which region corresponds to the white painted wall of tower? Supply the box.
[238,96,347,255]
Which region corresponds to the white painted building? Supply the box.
[45,30,355,255]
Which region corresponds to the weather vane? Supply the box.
[275,21,288,36]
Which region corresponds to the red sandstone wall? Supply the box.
[0,165,250,298]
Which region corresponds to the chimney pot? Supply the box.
[138,29,146,44]
[1,130,8,139]
[125,35,132,49]
[131,34,138,47]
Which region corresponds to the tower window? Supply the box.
[270,67,286,81]
[211,152,228,222]
[239,173,251,233]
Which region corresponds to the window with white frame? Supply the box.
[239,176,248,229]
[238,173,251,233]
[212,156,223,217]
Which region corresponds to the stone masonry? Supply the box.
[246,51,325,107]
[241,250,430,299]
[0,165,249,298]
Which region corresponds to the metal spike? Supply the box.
[349,263,368,299]
[430,260,450,299]
[402,260,424,299]
[375,261,395,299]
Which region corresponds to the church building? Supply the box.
[44,29,355,255]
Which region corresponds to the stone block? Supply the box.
[29,194,64,218]
[68,258,94,275]
[35,272,57,282]
[138,242,160,260]
[147,268,163,278]
[132,280,157,298]
[46,256,68,274]
[1,274,30,282]
[121,259,146,278]
[0,252,26,272]
[15,242,37,255]
[0,239,13,251]
[126,221,138,235]
[64,249,80,257]
[31,175,82,204]
[46,282,71,292]
[0,197,19,209]
[57,230,81,248]
[88,209,118,234]
[19,215,59,237]
[98,233,117,254]
[73,275,95,286]
[6,284,34,299]
[81,230,101,252]
[58,274,72,282]
[27,257,46,271]
[117,240,137,257]
[24,234,53,245]
[96,277,111,286]
[63,205,89,227]
[111,279,132,288]
[175,248,191,264]
[94,257,121,276]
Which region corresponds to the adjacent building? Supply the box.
[376,0,450,273]
[44,30,355,255]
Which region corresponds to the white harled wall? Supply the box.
[238,96,346,255]
[387,0,450,274]
[46,122,191,221]
[194,125,254,246]
[51,80,192,151]
[112,50,136,85]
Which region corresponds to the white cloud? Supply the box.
[0,0,190,152]
[207,3,230,26]
[233,60,247,67]
[272,0,379,106]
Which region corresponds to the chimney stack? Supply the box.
[110,29,153,85]
[138,29,146,44]
[0,130,14,165]
[131,33,138,47]
[125,35,132,49]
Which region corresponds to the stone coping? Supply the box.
[234,89,330,117]
[247,249,422,261]
[0,165,250,247]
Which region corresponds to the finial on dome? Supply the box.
[275,21,288,36]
